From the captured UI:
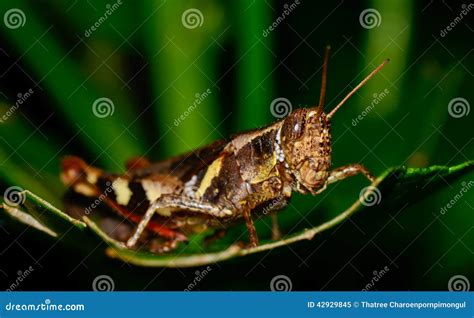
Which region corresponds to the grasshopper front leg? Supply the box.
[126,195,232,248]
[327,163,375,185]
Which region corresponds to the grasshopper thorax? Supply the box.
[280,108,331,194]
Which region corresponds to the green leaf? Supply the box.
[1,161,473,267]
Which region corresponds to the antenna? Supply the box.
[317,45,331,113]
[327,59,390,119]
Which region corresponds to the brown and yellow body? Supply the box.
[61,110,330,231]
[61,48,387,251]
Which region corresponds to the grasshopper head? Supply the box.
[278,46,389,195]
[280,108,331,194]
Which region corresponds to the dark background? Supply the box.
[0,0,472,290]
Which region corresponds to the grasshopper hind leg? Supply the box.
[126,204,157,248]
[126,195,232,248]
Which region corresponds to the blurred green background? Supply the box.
[0,0,472,290]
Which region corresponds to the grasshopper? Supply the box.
[61,47,389,252]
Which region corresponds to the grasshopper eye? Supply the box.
[282,110,306,140]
